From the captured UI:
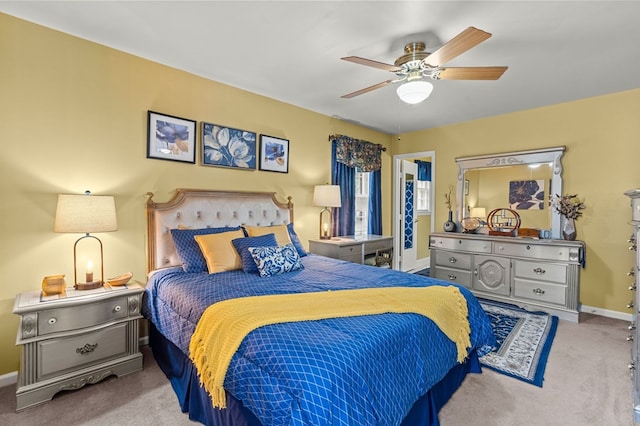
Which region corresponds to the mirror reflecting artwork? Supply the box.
[455,147,565,238]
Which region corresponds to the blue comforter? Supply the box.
[143,254,495,426]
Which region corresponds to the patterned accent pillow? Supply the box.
[287,223,307,257]
[171,226,241,273]
[232,234,278,273]
[248,244,304,277]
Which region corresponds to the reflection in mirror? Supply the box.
[456,147,565,239]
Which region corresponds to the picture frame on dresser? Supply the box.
[259,134,289,173]
[146,111,196,164]
[201,122,257,170]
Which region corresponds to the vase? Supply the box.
[562,218,577,241]
[443,211,457,232]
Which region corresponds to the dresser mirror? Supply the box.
[455,146,565,239]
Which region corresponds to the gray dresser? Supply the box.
[13,283,144,411]
[429,232,584,322]
[625,188,640,423]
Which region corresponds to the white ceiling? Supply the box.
[2,1,639,134]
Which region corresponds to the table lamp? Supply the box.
[54,191,118,290]
[312,185,341,239]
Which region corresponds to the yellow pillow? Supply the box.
[244,224,292,246]
[194,229,245,274]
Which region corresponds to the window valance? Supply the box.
[329,134,384,172]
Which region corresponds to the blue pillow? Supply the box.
[232,234,278,273]
[171,226,242,273]
[287,223,307,257]
[248,244,304,277]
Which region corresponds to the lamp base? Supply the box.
[320,235,331,240]
[75,281,103,291]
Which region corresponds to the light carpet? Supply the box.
[479,298,558,387]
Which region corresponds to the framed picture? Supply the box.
[259,135,289,173]
[147,111,196,163]
[201,122,256,169]
[509,179,545,210]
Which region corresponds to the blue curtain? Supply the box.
[416,160,432,181]
[331,141,356,236]
[368,169,382,234]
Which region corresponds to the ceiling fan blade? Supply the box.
[437,66,508,80]
[424,27,492,67]
[341,56,401,72]
[341,80,395,99]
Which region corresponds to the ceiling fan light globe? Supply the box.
[396,80,433,104]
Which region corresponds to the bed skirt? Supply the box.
[148,323,481,426]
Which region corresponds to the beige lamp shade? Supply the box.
[54,193,118,233]
[312,185,342,208]
[470,207,487,219]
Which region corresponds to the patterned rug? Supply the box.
[478,298,558,387]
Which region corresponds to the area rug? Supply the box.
[478,298,558,387]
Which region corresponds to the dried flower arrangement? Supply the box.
[444,185,455,212]
[552,194,586,220]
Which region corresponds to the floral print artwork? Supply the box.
[202,123,256,169]
[509,179,545,210]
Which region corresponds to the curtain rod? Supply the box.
[328,134,387,152]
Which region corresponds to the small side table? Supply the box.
[308,235,393,265]
[13,283,144,411]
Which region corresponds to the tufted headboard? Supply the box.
[145,188,294,273]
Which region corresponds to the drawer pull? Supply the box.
[447,274,457,280]
[532,288,545,295]
[526,245,531,250]
[48,318,57,325]
[448,257,457,264]
[114,305,122,313]
[627,335,634,342]
[533,267,546,275]
[76,343,99,355]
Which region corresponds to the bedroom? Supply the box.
[0,1,639,424]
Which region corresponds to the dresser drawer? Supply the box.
[514,260,567,284]
[431,266,472,289]
[434,250,472,270]
[430,236,491,254]
[37,322,128,380]
[513,279,566,306]
[494,241,572,261]
[38,296,129,336]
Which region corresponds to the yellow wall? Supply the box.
[0,14,392,375]
[395,88,640,319]
[1,12,639,377]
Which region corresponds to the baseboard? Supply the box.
[580,304,633,322]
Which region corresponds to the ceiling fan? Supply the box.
[341,27,508,104]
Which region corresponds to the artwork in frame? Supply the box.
[147,111,196,163]
[259,135,289,173]
[201,122,256,170]
[509,179,545,210]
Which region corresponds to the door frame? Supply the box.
[392,150,436,271]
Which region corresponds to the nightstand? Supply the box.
[13,283,144,411]
[308,235,393,265]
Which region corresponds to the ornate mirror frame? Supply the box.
[455,146,565,239]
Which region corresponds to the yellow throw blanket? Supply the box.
[189,285,471,409]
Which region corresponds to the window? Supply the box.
[416,179,431,215]
[355,171,370,235]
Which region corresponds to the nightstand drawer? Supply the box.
[337,244,363,262]
[38,322,128,380]
[38,296,129,336]
[363,239,392,254]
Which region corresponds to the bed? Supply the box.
[142,189,495,426]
